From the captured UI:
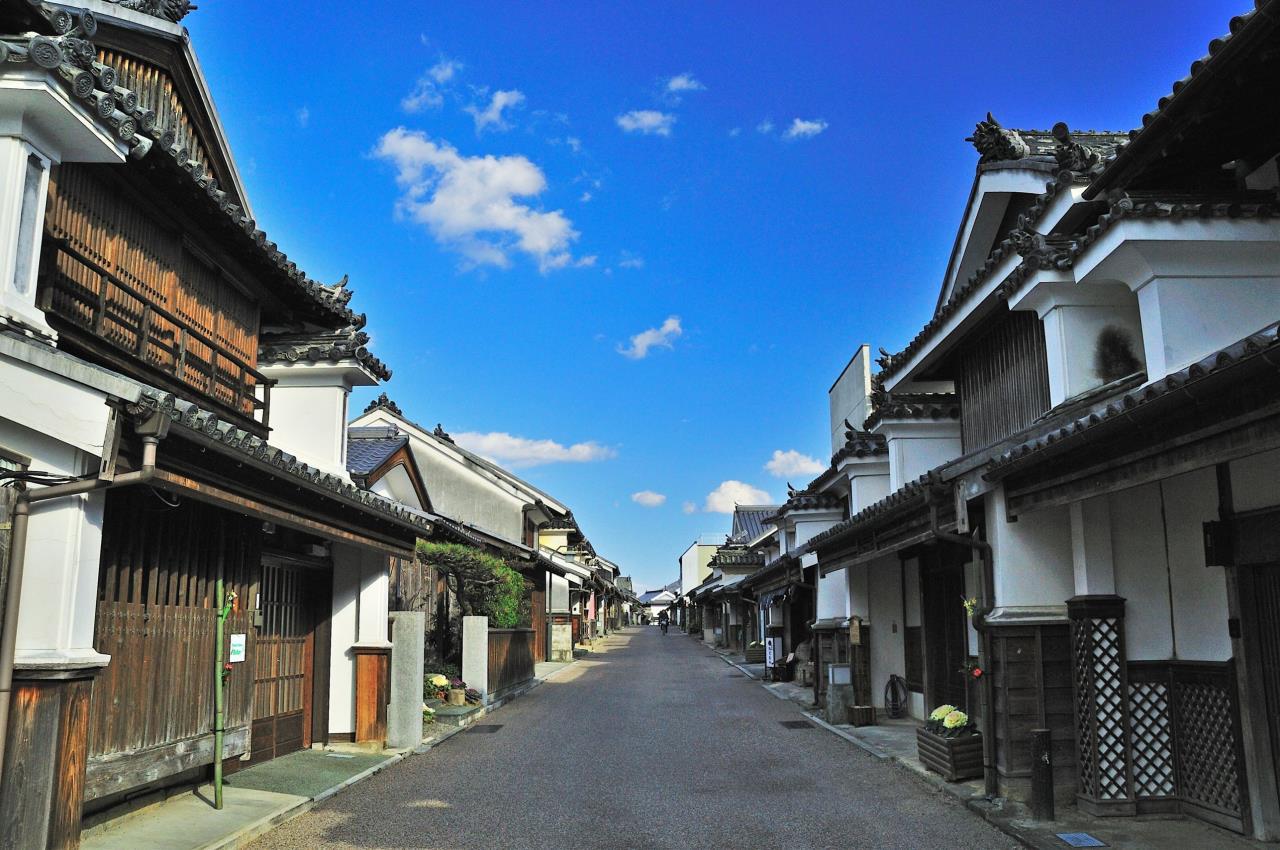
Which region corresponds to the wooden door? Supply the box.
[922,551,968,711]
[249,555,327,764]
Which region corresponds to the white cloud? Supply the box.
[453,431,616,469]
[783,117,828,140]
[566,136,582,153]
[756,119,774,134]
[296,106,310,128]
[580,191,593,203]
[375,128,583,273]
[682,501,697,515]
[764,449,825,478]
[666,73,704,92]
[703,480,772,514]
[618,315,682,360]
[728,127,741,137]
[402,59,462,113]
[631,490,667,508]
[466,89,525,133]
[617,110,676,137]
[665,73,706,104]
[618,252,644,269]
[429,59,460,84]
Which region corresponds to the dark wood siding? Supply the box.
[958,309,1051,453]
[41,165,265,423]
[88,490,260,797]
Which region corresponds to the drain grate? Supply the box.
[779,720,815,730]
[465,724,504,734]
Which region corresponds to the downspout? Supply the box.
[928,491,998,799]
[0,422,165,791]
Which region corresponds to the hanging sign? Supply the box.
[228,633,247,663]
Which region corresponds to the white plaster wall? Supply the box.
[1041,301,1145,405]
[550,572,570,612]
[370,465,422,510]
[829,345,871,453]
[1230,447,1280,513]
[1139,277,1280,378]
[867,556,905,710]
[265,381,347,474]
[817,568,847,620]
[988,488,1073,608]
[1108,482,1173,660]
[327,544,390,735]
[1163,468,1231,661]
[887,430,962,491]
[405,435,527,542]
[849,473,890,513]
[0,362,112,668]
[328,547,360,735]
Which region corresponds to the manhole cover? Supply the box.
[779,720,814,730]
[466,724,504,734]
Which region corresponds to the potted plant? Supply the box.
[447,678,468,706]
[916,704,983,781]
[425,673,450,702]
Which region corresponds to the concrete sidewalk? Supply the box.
[82,654,582,850]
[711,645,1264,850]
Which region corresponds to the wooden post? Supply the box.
[1031,728,1055,820]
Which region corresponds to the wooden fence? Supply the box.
[487,628,535,697]
[86,602,255,801]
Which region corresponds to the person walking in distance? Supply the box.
[658,610,669,635]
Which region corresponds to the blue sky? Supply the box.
[187,1,1244,593]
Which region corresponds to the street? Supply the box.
[248,627,1016,850]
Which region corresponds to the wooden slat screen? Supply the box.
[487,629,535,696]
[90,489,260,759]
[99,48,215,182]
[958,309,1051,453]
[43,166,262,416]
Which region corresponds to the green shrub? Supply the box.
[416,541,531,628]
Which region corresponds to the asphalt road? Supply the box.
[249,627,1017,850]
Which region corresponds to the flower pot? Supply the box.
[447,688,466,706]
[916,727,983,782]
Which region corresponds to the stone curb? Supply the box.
[208,659,579,849]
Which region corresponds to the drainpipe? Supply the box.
[928,491,999,799]
[0,421,165,791]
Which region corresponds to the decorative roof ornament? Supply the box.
[432,424,455,444]
[103,0,197,22]
[364,392,403,417]
[967,113,1031,163]
[1007,229,1076,271]
[1051,122,1108,176]
[259,322,391,381]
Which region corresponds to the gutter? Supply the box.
[926,491,998,799]
[0,409,169,791]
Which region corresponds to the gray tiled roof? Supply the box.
[730,505,780,543]
[347,426,408,475]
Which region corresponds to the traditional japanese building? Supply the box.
[804,1,1280,838]
[0,2,438,845]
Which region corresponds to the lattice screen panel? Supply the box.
[1129,681,1175,799]
[1173,678,1243,819]
[1070,607,1133,807]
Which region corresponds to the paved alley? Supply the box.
[248,627,1016,850]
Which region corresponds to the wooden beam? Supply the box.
[83,727,249,802]
[1006,412,1280,517]
[149,470,414,557]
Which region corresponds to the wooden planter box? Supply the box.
[916,727,983,782]
[744,646,766,663]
